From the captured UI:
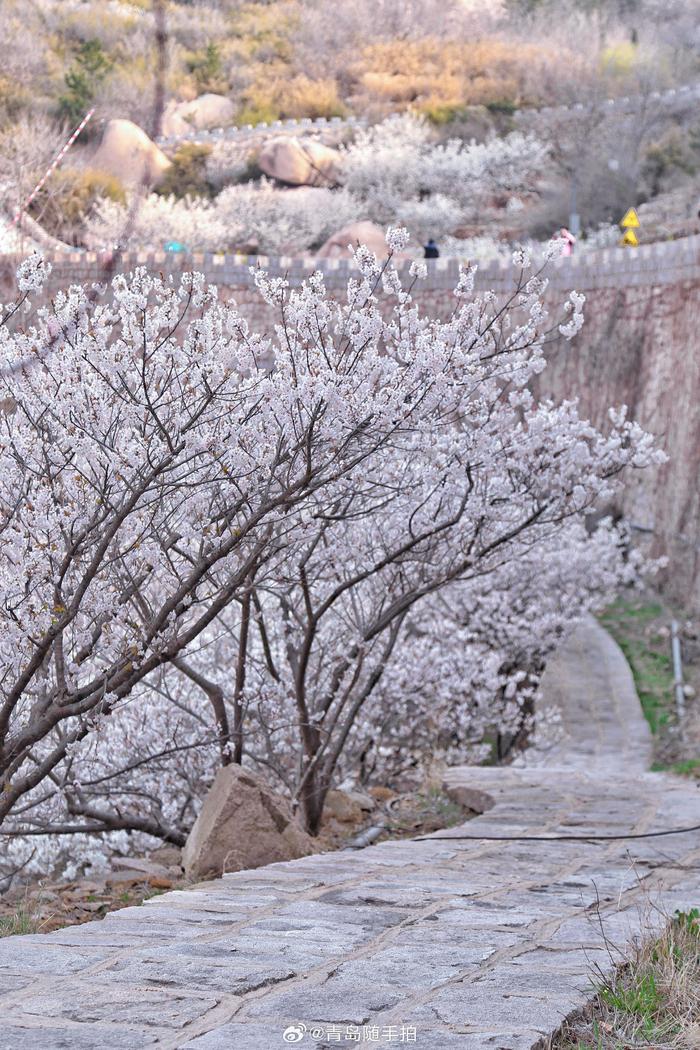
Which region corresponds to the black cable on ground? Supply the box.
[416,823,700,844]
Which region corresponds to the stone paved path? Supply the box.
[1,618,699,1050]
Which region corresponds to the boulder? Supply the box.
[182,765,315,880]
[91,119,171,188]
[317,220,389,259]
[162,94,237,137]
[258,136,341,187]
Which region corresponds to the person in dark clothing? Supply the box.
[423,238,439,259]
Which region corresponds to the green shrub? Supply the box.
[486,98,518,115]
[185,43,228,94]
[156,143,215,200]
[642,129,698,197]
[58,39,112,129]
[420,102,471,126]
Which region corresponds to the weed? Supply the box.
[0,905,42,937]
[599,971,662,1032]
[551,907,700,1047]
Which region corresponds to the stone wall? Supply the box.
[150,79,700,151]
[2,235,700,608]
[539,276,700,611]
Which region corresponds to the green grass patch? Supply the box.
[599,598,674,735]
[599,971,662,1034]
[652,757,700,775]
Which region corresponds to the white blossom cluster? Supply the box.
[340,114,548,240]
[88,182,359,256]
[0,231,663,875]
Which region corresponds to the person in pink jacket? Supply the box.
[558,227,577,256]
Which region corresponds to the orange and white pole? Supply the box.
[10,107,96,228]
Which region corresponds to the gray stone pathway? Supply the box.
[1,617,699,1049]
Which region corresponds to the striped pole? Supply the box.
[10,107,96,228]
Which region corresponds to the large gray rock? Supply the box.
[183,765,314,880]
[258,136,341,186]
[162,94,237,137]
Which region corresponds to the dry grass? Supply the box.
[551,909,700,1049]
[0,866,181,936]
[347,38,572,118]
[237,74,346,125]
[0,895,45,938]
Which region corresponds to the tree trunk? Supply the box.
[298,771,328,836]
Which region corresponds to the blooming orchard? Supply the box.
[87,115,546,254]
[340,114,547,239]
[0,233,662,875]
[88,182,359,256]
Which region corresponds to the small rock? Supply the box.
[442,784,495,814]
[368,785,397,803]
[111,857,171,878]
[683,684,696,699]
[149,845,183,871]
[345,789,376,812]
[318,221,391,259]
[104,873,152,887]
[323,789,365,824]
[147,876,173,890]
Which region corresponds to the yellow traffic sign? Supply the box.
[620,229,639,247]
[620,208,640,229]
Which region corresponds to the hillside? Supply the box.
[1,0,700,253]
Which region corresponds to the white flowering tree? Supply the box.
[87,182,358,255]
[340,114,549,240]
[357,517,643,779]
[0,235,661,873]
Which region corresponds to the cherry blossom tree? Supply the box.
[359,517,644,779]
[0,233,662,873]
